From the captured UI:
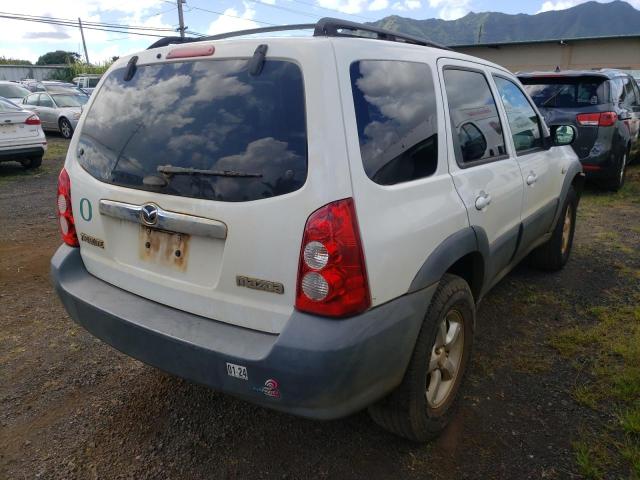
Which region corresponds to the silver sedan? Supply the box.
[22,91,88,139]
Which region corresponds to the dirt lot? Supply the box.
[1,137,639,479]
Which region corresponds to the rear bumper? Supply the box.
[51,245,435,420]
[0,145,45,161]
[578,141,621,179]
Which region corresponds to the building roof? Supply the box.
[451,33,640,49]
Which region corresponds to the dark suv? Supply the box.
[519,70,640,190]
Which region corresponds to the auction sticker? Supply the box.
[226,362,248,381]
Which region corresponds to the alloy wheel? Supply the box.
[60,120,72,139]
[561,204,573,255]
[426,309,465,409]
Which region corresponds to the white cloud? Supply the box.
[0,0,171,63]
[369,0,390,11]
[428,0,471,19]
[206,4,259,35]
[538,0,583,12]
[538,0,640,12]
[391,0,422,11]
[316,0,370,14]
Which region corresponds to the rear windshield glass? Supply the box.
[78,59,307,202]
[0,98,20,111]
[521,77,606,108]
[0,83,30,99]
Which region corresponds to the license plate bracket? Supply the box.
[0,124,17,134]
[138,226,190,271]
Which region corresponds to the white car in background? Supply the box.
[0,97,46,169]
[73,74,102,95]
[0,81,31,105]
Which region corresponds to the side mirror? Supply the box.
[550,125,576,146]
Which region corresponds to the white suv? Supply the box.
[51,19,583,441]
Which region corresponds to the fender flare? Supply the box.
[552,160,584,228]
[408,226,489,295]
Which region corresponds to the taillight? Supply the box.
[25,114,41,125]
[576,112,617,127]
[57,168,79,247]
[599,112,617,127]
[295,198,370,318]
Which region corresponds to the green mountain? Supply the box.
[370,0,640,46]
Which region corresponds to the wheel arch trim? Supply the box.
[408,227,489,299]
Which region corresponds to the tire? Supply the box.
[605,150,627,192]
[368,274,475,442]
[21,156,42,169]
[59,118,73,139]
[529,186,578,271]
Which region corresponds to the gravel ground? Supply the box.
[1,137,639,479]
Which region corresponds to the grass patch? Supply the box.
[581,165,640,208]
[0,139,67,185]
[550,301,640,477]
[620,407,640,436]
[574,440,608,480]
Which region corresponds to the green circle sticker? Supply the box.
[80,198,92,222]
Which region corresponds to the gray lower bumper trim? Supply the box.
[51,245,436,420]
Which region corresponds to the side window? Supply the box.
[443,68,506,165]
[39,95,54,108]
[633,80,640,106]
[494,76,543,154]
[622,77,637,107]
[350,60,438,185]
[24,94,38,105]
[611,78,625,104]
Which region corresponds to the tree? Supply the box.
[0,56,32,65]
[36,51,81,65]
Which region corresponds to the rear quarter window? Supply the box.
[77,59,307,202]
[350,60,438,185]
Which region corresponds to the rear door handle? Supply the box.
[526,172,538,185]
[475,191,492,210]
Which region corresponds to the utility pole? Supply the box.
[78,17,90,64]
[176,0,186,39]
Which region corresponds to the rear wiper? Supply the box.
[157,165,263,178]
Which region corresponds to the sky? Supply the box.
[1,0,639,64]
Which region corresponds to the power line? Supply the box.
[288,0,376,22]
[189,6,279,27]
[0,11,177,32]
[0,13,171,37]
[141,6,177,20]
[244,0,322,20]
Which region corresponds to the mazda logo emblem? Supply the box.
[140,204,158,226]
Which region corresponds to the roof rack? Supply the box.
[147,17,450,51]
[314,18,450,50]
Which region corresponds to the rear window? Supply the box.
[520,77,606,108]
[350,60,438,185]
[78,59,307,202]
[0,83,30,99]
[0,98,20,111]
